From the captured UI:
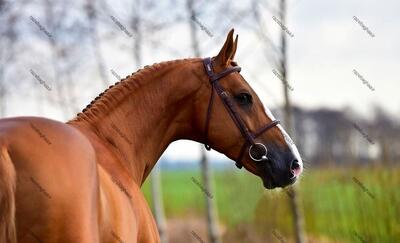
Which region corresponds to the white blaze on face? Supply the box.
[264,106,304,175]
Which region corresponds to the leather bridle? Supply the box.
[202,57,280,169]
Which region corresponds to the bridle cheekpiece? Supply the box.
[202,57,280,169]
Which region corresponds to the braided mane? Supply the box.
[70,58,198,123]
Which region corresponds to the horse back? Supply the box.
[0,117,101,242]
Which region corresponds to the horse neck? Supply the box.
[68,59,205,185]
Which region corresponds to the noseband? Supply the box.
[202,57,280,169]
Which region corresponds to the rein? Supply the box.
[202,57,280,169]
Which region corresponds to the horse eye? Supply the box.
[235,92,253,106]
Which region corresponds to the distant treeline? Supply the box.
[274,106,399,166]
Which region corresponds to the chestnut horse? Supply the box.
[0,30,302,242]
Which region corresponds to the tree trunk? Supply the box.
[279,1,306,242]
[0,67,5,117]
[129,1,168,241]
[86,0,109,88]
[43,0,71,118]
[187,0,221,242]
[150,165,168,243]
[200,147,221,243]
[131,0,143,68]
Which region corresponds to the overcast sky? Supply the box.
[5,0,399,163]
[163,0,400,162]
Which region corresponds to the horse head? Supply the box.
[194,29,303,189]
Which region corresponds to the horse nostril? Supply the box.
[290,159,301,178]
[291,159,300,170]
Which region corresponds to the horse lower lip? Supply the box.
[263,178,276,189]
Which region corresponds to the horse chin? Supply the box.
[262,177,277,190]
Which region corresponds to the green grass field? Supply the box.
[142,167,400,242]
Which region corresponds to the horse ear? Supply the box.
[231,34,238,60]
[215,29,238,67]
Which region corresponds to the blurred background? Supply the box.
[1,0,399,242]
